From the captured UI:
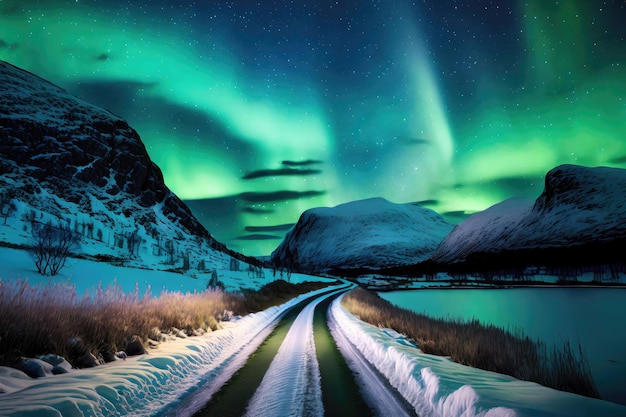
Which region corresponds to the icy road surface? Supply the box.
[3,284,626,417]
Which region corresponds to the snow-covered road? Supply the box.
[3,284,626,417]
[242,290,335,417]
[241,287,416,417]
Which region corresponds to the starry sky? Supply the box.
[2,1,626,256]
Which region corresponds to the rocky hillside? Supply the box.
[271,197,454,273]
[430,164,626,269]
[0,59,256,272]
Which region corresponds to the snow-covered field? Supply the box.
[0,245,328,296]
[330,294,626,417]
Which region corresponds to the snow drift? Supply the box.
[330,294,626,417]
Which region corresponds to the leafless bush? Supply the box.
[30,221,81,275]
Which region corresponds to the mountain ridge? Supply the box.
[271,197,454,273]
[0,59,259,275]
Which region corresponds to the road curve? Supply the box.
[193,286,415,417]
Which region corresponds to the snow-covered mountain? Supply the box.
[271,197,454,273]
[431,164,626,266]
[0,59,256,273]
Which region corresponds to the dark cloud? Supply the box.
[239,190,326,203]
[441,210,473,224]
[400,137,430,146]
[245,224,295,232]
[68,79,259,166]
[235,234,282,241]
[242,206,275,214]
[96,53,109,61]
[0,2,22,16]
[451,175,543,199]
[415,199,438,206]
[442,210,473,218]
[608,155,626,165]
[281,159,323,167]
[242,168,322,180]
[69,79,157,116]
[0,39,19,50]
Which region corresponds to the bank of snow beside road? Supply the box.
[0,285,345,417]
[330,294,626,417]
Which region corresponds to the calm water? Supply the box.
[379,287,626,405]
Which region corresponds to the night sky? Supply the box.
[2,1,626,256]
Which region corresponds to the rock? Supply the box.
[66,337,87,364]
[98,343,117,363]
[148,327,163,342]
[51,365,69,375]
[66,337,99,368]
[38,354,72,373]
[16,358,53,378]
[73,353,99,369]
[124,335,146,356]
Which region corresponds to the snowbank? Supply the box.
[0,284,344,417]
[330,294,626,417]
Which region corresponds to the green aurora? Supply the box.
[1,0,625,255]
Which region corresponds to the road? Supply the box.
[192,286,416,417]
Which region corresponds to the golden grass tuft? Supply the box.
[342,287,600,399]
[0,278,333,367]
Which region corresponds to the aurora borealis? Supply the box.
[2,1,626,255]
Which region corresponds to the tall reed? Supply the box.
[342,288,600,399]
[0,278,331,367]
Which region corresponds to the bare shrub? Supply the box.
[30,221,81,276]
[342,288,600,399]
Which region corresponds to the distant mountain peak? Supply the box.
[431,164,626,268]
[271,197,453,273]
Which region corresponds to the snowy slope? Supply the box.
[271,197,454,272]
[0,59,257,279]
[431,164,626,264]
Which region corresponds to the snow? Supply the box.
[244,290,346,417]
[327,288,415,417]
[0,284,345,417]
[0,246,329,296]
[432,165,626,263]
[272,197,454,272]
[330,294,626,417]
[3,269,625,416]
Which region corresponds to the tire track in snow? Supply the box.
[244,289,345,417]
[328,294,417,417]
[192,286,346,417]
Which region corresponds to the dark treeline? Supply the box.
[329,238,626,285]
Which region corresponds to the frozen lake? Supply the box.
[379,287,626,405]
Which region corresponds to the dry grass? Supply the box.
[342,288,600,399]
[0,278,332,367]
